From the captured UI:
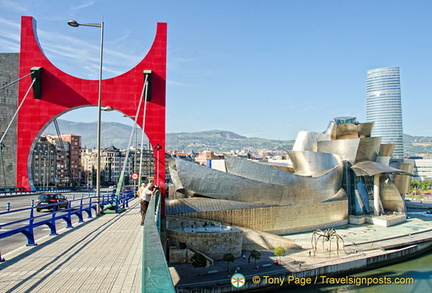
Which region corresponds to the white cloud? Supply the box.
[0,16,20,52]
[0,0,31,13]
[32,27,143,78]
[70,0,96,11]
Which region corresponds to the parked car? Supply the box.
[35,193,68,212]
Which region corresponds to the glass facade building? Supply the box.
[366,67,404,159]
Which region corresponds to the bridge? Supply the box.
[0,15,172,292]
[0,195,174,292]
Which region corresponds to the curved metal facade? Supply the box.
[318,137,381,164]
[173,155,345,206]
[287,150,342,177]
[168,116,411,235]
[292,131,330,151]
[169,153,348,234]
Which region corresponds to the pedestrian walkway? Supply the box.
[0,198,143,293]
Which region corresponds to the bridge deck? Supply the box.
[0,199,143,293]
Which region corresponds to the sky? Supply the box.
[1,0,432,140]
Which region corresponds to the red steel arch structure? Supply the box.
[17,16,167,193]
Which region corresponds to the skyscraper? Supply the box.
[366,67,404,160]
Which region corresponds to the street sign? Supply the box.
[131,173,139,181]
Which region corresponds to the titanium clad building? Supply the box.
[366,67,404,160]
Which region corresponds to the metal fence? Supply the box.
[0,191,135,246]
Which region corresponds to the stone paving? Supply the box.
[0,199,143,293]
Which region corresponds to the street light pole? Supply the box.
[68,19,104,216]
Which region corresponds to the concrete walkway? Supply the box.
[0,199,143,293]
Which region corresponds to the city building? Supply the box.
[31,137,57,188]
[405,157,432,181]
[81,148,96,188]
[101,145,133,186]
[47,133,82,185]
[366,67,404,160]
[168,150,193,161]
[132,147,155,182]
[0,53,18,188]
[80,145,156,187]
[194,151,224,166]
[30,134,82,188]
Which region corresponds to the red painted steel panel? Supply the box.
[17,16,167,195]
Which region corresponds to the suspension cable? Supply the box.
[115,77,147,196]
[0,140,6,187]
[0,78,36,188]
[0,78,36,145]
[53,119,70,185]
[0,72,34,91]
[138,74,150,187]
[0,148,5,187]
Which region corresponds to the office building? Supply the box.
[366,67,404,160]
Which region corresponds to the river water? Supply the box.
[300,249,432,292]
[270,209,432,292]
[261,249,431,292]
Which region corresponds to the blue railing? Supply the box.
[0,187,73,196]
[110,189,135,213]
[0,191,135,246]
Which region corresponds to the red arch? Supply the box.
[17,16,167,191]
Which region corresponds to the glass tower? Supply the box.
[366,67,404,160]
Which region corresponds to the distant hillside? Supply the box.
[44,120,432,156]
[44,120,148,149]
[404,134,432,157]
[44,120,294,153]
[404,134,432,143]
[166,130,294,153]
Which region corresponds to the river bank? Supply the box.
[171,209,432,292]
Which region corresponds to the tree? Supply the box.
[190,252,207,268]
[410,179,432,194]
[273,246,286,264]
[410,180,420,193]
[223,253,235,272]
[249,249,261,266]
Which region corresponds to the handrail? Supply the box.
[0,191,135,247]
[0,188,76,196]
[142,191,175,293]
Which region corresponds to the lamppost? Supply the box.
[154,144,162,186]
[42,153,47,190]
[68,19,104,215]
[107,156,113,185]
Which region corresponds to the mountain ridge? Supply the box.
[43,120,432,156]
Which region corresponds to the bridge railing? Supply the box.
[0,191,135,247]
[142,190,175,293]
[111,189,135,213]
[0,187,74,196]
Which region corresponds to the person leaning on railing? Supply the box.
[138,182,156,226]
